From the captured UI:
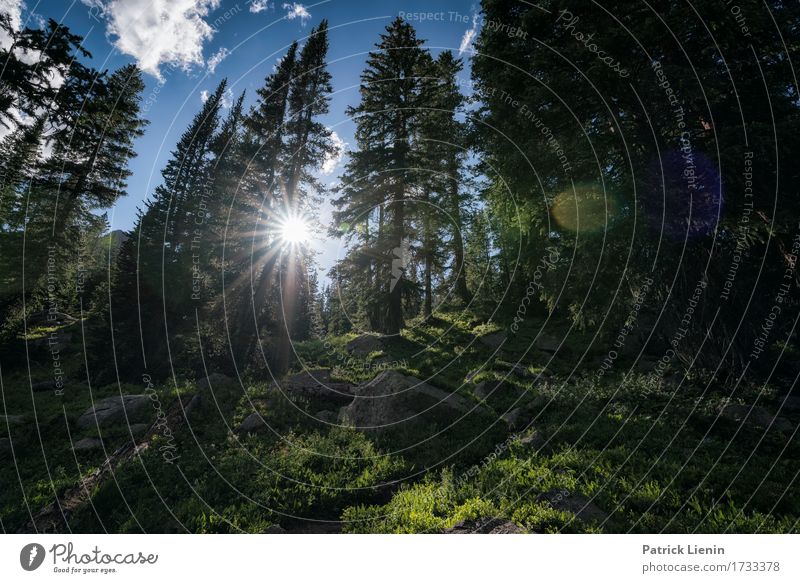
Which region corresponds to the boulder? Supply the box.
[73,437,103,451]
[275,369,356,405]
[478,332,507,350]
[197,373,235,392]
[339,370,484,430]
[720,403,794,432]
[76,395,151,429]
[445,517,525,534]
[263,524,286,534]
[345,334,385,357]
[539,489,607,523]
[236,412,267,434]
[0,437,10,453]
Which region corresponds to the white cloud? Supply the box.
[206,46,228,73]
[249,0,271,13]
[91,0,222,79]
[458,13,479,55]
[321,130,345,175]
[200,87,233,109]
[282,2,310,26]
[0,0,22,49]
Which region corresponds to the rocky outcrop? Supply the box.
[534,333,561,353]
[339,370,483,430]
[76,395,151,429]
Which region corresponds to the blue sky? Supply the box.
[7,0,482,272]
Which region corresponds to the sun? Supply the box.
[277,214,311,245]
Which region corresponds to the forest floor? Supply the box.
[1,310,798,533]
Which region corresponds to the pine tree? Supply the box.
[333,18,429,333]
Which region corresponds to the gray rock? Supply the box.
[128,423,150,437]
[73,437,103,451]
[263,524,286,534]
[0,414,24,426]
[197,373,235,391]
[275,369,356,405]
[539,489,607,523]
[340,370,485,430]
[345,334,385,357]
[445,517,525,534]
[76,395,151,429]
[534,333,561,353]
[518,430,547,452]
[478,332,507,350]
[0,437,10,452]
[236,412,266,434]
[720,403,794,432]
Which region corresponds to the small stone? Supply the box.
[236,412,266,434]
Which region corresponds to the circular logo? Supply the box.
[20,543,46,571]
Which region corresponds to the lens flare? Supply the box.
[550,183,622,234]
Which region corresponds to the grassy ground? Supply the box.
[1,311,797,533]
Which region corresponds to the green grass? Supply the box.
[1,310,797,533]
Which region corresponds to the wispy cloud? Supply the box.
[249,0,271,13]
[206,46,229,73]
[458,12,480,55]
[322,130,346,175]
[282,2,310,26]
